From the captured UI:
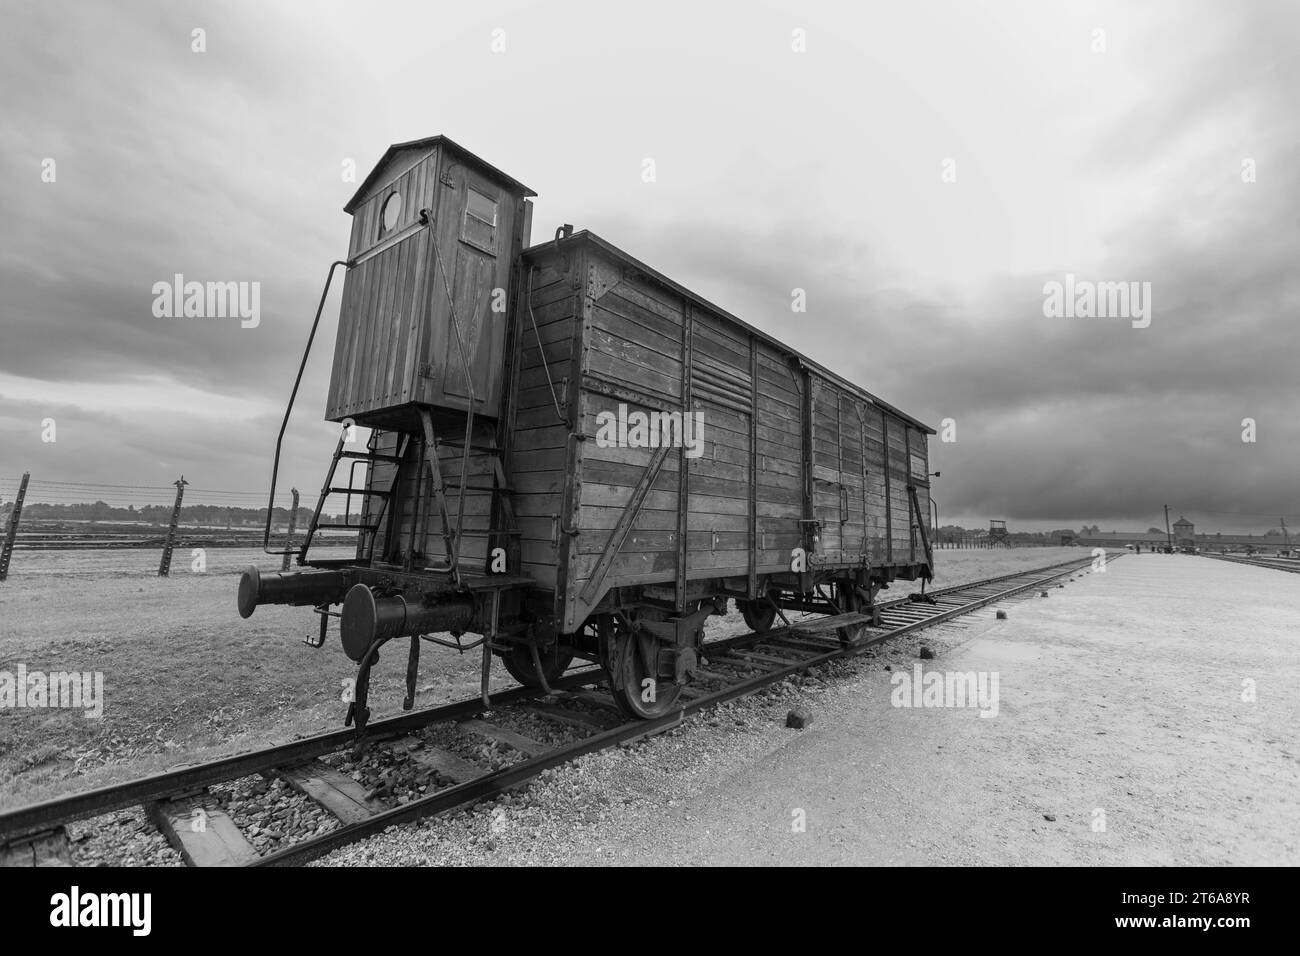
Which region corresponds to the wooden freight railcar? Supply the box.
[238,136,935,724]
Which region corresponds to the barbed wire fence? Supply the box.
[0,474,357,580]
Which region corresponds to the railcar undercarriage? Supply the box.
[238,560,928,729]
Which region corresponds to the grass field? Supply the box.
[0,545,1093,809]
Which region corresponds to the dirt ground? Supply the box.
[523,553,1300,865]
[0,545,1081,810]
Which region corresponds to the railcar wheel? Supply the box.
[739,598,777,633]
[598,616,683,720]
[501,642,573,688]
[836,584,871,646]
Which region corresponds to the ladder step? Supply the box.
[339,450,403,463]
[327,487,391,497]
[438,442,503,454]
[315,522,380,531]
[456,528,523,536]
[444,484,511,493]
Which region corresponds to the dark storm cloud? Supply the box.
[592,67,1300,534]
[0,391,340,505]
[0,1,350,398]
[593,193,1299,530]
[1,0,1295,534]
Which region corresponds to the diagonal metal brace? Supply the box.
[578,443,670,607]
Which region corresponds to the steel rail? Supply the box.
[1200,553,1300,574]
[0,671,597,841]
[259,554,1108,865]
[1,553,1111,862]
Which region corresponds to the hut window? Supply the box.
[466,189,497,226]
[379,192,402,238]
[461,188,498,253]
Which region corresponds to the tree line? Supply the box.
[0,501,326,526]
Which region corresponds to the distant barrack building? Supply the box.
[1073,516,1293,553]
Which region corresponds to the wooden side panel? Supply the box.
[327,147,527,424]
[861,406,887,563]
[839,390,867,559]
[346,146,433,258]
[542,237,932,629]
[569,263,688,619]
[362,425,496,570]
[887,413,912,561]
[411,158,520,419]
[754,344,803,569]
[574,399,683,585]
[810,375,844,560]
[507,257,579,590]
[687,310,751,581]
[327,153,438,422]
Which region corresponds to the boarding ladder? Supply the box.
[297,425,408,565]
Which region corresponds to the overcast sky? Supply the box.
[1,0,1296,533]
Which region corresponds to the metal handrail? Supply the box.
[261,259,350,555]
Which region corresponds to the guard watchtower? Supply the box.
[989,519,1010,547]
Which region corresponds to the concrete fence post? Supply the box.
[281,487,300,571]
[158,476,189,577]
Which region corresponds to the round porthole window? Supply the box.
[379,192,401,236]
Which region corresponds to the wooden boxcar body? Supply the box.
[238,136,935,724]
[509,232,935,631]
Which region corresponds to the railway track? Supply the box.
[0,554,1110,867]
[1200,552,1300,574]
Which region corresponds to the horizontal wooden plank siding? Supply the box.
[754,342,803,564]
[512,234,932,632]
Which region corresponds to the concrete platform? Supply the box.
[604,554,1300,865]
